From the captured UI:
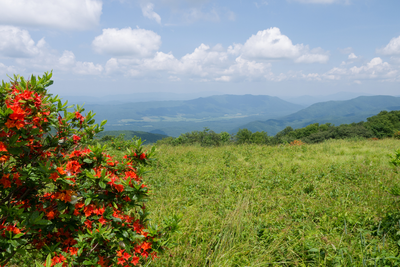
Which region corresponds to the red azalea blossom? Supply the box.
[0,75,160,267]
[0,142,7,152]
[75,112,84,123]
[66,160,81,174]
[131,256,140,266]
[72,135,81,143]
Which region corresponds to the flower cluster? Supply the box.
[394,131,400,140]
[289,140,305,146]
[0,73,169,266]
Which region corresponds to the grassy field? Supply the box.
[113,138,400,266]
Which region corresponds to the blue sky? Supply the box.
[0,0,399,98]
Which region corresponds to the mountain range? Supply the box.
[234,95,400,135]
[79,95,303,137]
[66,93,400,138]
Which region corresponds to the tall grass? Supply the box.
[133,139,400,266]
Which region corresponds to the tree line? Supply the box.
[155,110,400,146]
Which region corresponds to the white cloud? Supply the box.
[338,47,353,54]
[223,56,272,80]
[349,57,390,75]
[0,0,102,30]
[295,53,329,63]
[59,51,76,67]
[74,62,103,75]
[101,27,329,82]
[348,53,357,59]
[377,35,400,56]
[92,27,161,57]
[241,28,302,59]
[322,57,397,81]
[240,27,329,63]
[58,50,103,75]
[0,26,46,58]
[141,3,162,24]
[168,75,181,81]
[215,75,231,82]
[0,62,17,74]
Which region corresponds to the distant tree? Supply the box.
[219,131,231,143]
[251,131,268,144]
[236,128,253,144]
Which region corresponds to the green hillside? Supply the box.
[94,130,168,144]
[234,95,400,135]
[79,94,303,137]
[106,139,400,266]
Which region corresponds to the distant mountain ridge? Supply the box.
[233,95,400,135]
[80,94,303,137]
[280,91,374,106]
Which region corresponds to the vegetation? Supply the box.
[156,110,400,147]
[103,138,400,266]
[95,130,168,145]
[81,94,303,137]
[237,95,400,135]
[0,73,176,266]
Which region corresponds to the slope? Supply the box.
[233,95,400,135]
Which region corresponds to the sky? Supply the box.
[0,0,399,98]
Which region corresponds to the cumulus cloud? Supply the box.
[58,51,76,67]
[101,27,329,82]
[74,62,103,75]
[0,0,102,30]
[322,57,397,81]
[240,27,329,63]
[215,75,231,82]
[223,56,272,80]
[241,28,302,59]
[92,27,162,57]
[0,62,17,74]
[141,3,162,24]
[377,35,400,56]
[295,53,329,63]
[0,26,46,58]
[348,53,357,59]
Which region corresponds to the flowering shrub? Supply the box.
[394,131,400,140]
[289,140,305,146]
[0,73,175,266]
[107,134,137,151]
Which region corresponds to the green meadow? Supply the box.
[108,138,400,266]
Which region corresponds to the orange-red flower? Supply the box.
[49,172,59,182]
[0,174,11,188]
[131,256,140,266]
[46,210,55,220]
[98,256,108,267]
[0,142,7,152]
[66,160,81,174]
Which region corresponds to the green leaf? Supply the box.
[46,253,52,267]
[99,181,106,189]
[83,158,93,164]
[84,198,92,206]
[13,233,24,239]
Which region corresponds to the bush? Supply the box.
[0,73,176,266]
